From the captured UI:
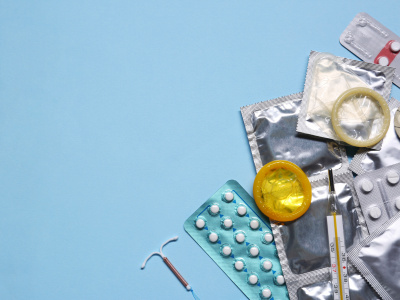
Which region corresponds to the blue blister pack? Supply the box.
[184,180,289,300]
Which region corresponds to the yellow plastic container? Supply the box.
[331,87,390,147]
[253,160,312,222]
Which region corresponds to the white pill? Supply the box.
[387,170,400,185]
[223,218,233,228]
[391,41,400,53]
[224,192,234,202]
[235,233,245,243]
[234,260,244,271]
[263,260,272,271]
[360,179,374,193]
[237,205,247,216]
[378,56,389,66]
[275,275,285,285]
[248,274,258,285]
[250,246,259,257]
[195,218,205,229]
[369,206,382,219]
[210,204,219,214]
[209,232,218,243]
[250,219,260,230]
[222,246,232,256]
[395,197,400,210]
[264,233,273,243]
[262,288,272,298]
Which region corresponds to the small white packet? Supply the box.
[297,51,395,150]
[340,12,400,87]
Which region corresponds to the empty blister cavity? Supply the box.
[270,172,369,300]
[241,93,348,178]
[184,180,289,300]
[297,51,394,150]
[340,12,400,87]
[350,98,400,175]
[354,162,400,233]
[348,213,400,300]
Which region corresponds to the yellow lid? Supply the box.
[253,160,312,222]
[331,87,391,147]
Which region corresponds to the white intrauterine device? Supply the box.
[327,170,350,300]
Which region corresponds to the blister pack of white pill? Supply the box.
[340,12,400,87]
[184,180,289,300]
[271,172,379,300]
[354,162,400,234]
[350,98,400,175]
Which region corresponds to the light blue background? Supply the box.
[0,1,399,299]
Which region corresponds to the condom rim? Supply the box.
[253,160,312,222]
[331,87,391,147]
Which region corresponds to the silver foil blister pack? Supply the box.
[353,162,400,234]
[271,172,380,300]
[350,98,400,175]
[348,212,400,300]
[297,51,395,150]
[340,12,400,87]
[240,93,348,180]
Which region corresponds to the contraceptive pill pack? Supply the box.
[354,162,400,234]
[340,12,400,87]
[184,180,289,300]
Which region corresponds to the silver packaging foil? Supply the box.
[271,172,377,300]
[240,93,348,180]
[348,212,400,300]
[350,98,400,175]
[297,51,395,150]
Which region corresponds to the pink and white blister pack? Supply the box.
[340,12,400,87]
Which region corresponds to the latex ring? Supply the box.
[253,160,312,222]
[331,87,390,147]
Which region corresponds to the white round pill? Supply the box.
[264,233,273,243]
[263,260,272,271]
[222,246,231,256]
[234,260,244,271]
[237,205,247,216]
[369,206,382,219]
[360,179,374,193]
[391,41,400,53]
[250,246,259,257]
[378,56,389,66]
[210,204,219,214]
[223,218,233,229]
[395,197,400,210]
[235,233,245,243]
[262,288,272,298]
[209,232,218,243]
[248,274,258,285]
[195,218,205,229]
[250,219,260,230]
[387,170,400,185]
[275,275,285,285]
[224,192,234,202]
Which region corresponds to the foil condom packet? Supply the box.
[350,98,400,175]
[297,51,395,150]
[271,172,379,300]
[240,93,348,181]
[348,212,400,300]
